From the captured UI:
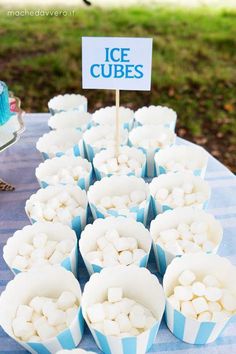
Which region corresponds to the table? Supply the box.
[0,113,236,354]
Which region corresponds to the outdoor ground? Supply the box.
[0,6,235,172]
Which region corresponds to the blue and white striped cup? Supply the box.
[79,216,152,275]
[0,266,84,353]
[92,106,134,131]
[36,129,85,160]
[35,155,93,191]
[134,105,177,131]
[82,266,165,354]
[163,253,236,344]
[87,175,151,226]
[3,222,79,278]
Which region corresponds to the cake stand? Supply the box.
[0,93,25,191]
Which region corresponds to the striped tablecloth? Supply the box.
[0,113,235,354]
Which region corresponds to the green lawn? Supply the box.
[0,6,235,171]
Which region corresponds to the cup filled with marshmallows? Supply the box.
[150,207,223,275]
[0,266,84,353]
[82,266,165,354]
[79,217,152,274]
[163,253,236,344]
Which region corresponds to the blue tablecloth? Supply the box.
[0,113,236,354]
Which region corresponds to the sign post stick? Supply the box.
[115,89,120,158]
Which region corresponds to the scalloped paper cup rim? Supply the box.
[48,111,92,131]
[92,106,134,126]
[3,222,77,273]
[134,105,177,126]
[149,172,211,210]
[25,185,88,225]
[36,129,83,155]
[79,217,152,274]
[0,266,83,351]
[35,155,92,188]
[48,94,87,111]
[93,146,146,178]
[81,266,165,353]
[154,145,208,175]
[129,125,176,150]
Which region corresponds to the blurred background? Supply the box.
[0,0,235,171]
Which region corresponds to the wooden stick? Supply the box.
[115,89,120,158]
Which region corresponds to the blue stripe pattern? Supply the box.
[0,114,236,354]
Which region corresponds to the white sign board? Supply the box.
[82,37,153,91]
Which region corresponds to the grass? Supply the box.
[0,6,235,171]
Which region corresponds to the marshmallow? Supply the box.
[190,221,207,234]
[113,238,130,252]
[108,287,123,303]
[100,196,113,209]
[181,301,196,318]
[174,286,193,301]
[116,313,132,332]
[157,188,169,200]
[42,300,57,318]
[30,296,50,314]
[168,295,180,311]
[47,309,66,326]
[203,275,220,288]
[16,305,33,322]
[104,229,120,243]
[57,291,77,310]
[103,319,120,336]
[198,311,212,322]
[119,298,135,315]
[130,190,146,204]
[192,282,206,297]
[97,237,109,250]
[37,322,57,340]
[205,287,222,302]
[132,249,146,263]
[12,318,35,340]
[18,243,34,257]
[118,251,133,265]
[103,302,120,320]
[221,291,236,312]
[159,229,179,243]
[87,303,105,323]
[129,309,146,329]
[178,270,196,286]
[49,250,64,265]
[208,301,222,313]
[12,255,28,270]
[56,239,74,254]
[192,297,209,314]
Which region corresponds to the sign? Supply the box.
[82,37,153,91]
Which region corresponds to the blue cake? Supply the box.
[0,81,11,126]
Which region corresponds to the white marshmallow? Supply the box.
[56,239,75,254]
[157,188,169,200]
[208,301,222,313]
[30,296,50,314]
[198,311,212,322]
[42,300,57,318]
[126,237,138,251]
[221,291,236,312]
[57,291,77,310]
[108,287,123,303]
[16,305,33,322]
[12,317,35,340]
[174,286,193,301]
[192,282,206,297]
[18,243,34,257]
[132,249,146,263]
[177,223,189,234]
[168,295,180,311]
[100,196,113,209]
[183,183,193,194]
[129,310,146,329]
[49,250,64,265]
[118,251,133,266]
[159,229,179,243]
[12,255,28,270]
[97,237,109,250]
[178,270,196,286]
[113,238,130,252]
[190,221,207,234]
[104,229,120,243]
[103,302,120,320]
[205,287,222,302]
[203,275,220,287]
[193,233,207,245]
[37,322,57,340]
[192,297,209,314]
[181,301,196,317]
[130,190,146,204]
[47,309,66,326]
[103,319,120,336]
[119,298,135,315]
[86,251,103,264]
[44,240,58,259]
[43,208,56,221]
[116,313,132,332]
[87,303,105,323]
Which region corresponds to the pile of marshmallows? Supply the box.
[98,154,141,175]
[87,287,156,337]
[12,291,78,342]
[11,233,74,271]
[98,190,146,212]
[168,270,236,322]
[29,192,84,224]
[156,184,205,208]
[155,220,216,255]
[43,166,89,185]
[163,159,200,174]
[86,228,146,267]
[135,134,170,150]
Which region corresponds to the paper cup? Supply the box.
[93,146,146,180]
[48,111,92,132]
[134,105,177,131]
[87,175,150,226]
[25,185,88,238]
[0,266,84,353]
[150,207,223,275]
[149,172,211,215]
[163,253,236,344]
[129,125,176,177]
[35,155,93,191]
[3,222,78,277]
[83,125,129,162]
[48,94,87,115]
[81,266,165,354]
[79,217,152,275]
[36,129,84,160]
[155,145,208,178]
[92,106,134,131]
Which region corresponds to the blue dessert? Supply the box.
[0,81,12,126]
